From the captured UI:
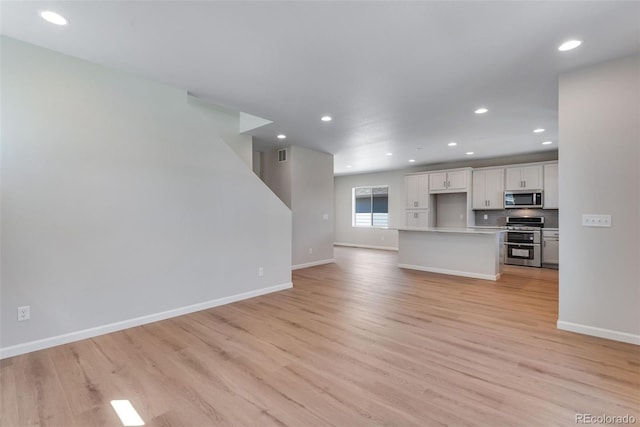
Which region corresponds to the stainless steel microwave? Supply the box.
[504,191,543,208]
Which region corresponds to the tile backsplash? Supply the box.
[474,209,558,228]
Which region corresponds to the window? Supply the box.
[353,186,389,228]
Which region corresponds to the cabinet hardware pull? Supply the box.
[414,201,418,207]
[443,181,446,188]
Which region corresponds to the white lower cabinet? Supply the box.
[406,210,428,227]
[542,230,559,266]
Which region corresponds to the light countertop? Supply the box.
[396,227,505,235]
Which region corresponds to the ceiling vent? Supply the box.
[278,148,287,162]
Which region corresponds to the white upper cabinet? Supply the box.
[505,165,543,190]
[544,163,559,209]
[472,168,504,210]
[405,174,429,208]
[447,170,468,191]
[429,169,470,193]
[429,172,448,192]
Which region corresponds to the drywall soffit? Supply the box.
[239,112,273,134]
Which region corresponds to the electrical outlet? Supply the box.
[582,214,612,227]
[484,214,488,220]
[258,267,264,277]
[322,213,329,220]
[18,305,30,321]
[308,247,313,254]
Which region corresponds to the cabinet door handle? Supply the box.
[544,241,546,247]
[487,200,490,207]
[443,181,446,188]
[414,213,418,219]
[414,201,418,207]
[523,180,526,188]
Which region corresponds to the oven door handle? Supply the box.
[505,242,537,247]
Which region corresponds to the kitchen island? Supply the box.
[397,227,505,281]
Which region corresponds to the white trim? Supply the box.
[334,243,398,251]
[0,282,293,360]
[292,259,335,270]
[557,320,640,345]
[398,263,501,281]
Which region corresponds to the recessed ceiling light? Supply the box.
[474,108,488,114]
[533,128,545,133]
[558,40,582,51]
[386,152,393,156]
[40,10,68,26]
[542,141,553,145]
[277,134,286,139]
[466,151,474,155]
[448,142,457,147]
[321,115,332,122]
[346,165,353,168]
[409,159,416,163]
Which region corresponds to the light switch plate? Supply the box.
[582,214,612,227]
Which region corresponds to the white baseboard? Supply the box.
[398,263,500,281]
[557,320,640,345]
[292,259,335,270]
[334,242,398,251]
[0,282,293,360]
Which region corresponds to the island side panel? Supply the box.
[398,230,503,280]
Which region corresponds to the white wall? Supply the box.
[226,134,253,168]
[0,37,292,357]
[334,170,403,250]
[290,146,334,267]
[261,146,334,267]
[252,150,262,176]
[558,54,640,344]
[261,148,292,208]
[435,193,467,228]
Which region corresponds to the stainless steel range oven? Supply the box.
[504,217,543,267]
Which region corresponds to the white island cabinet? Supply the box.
[397,228,505,281]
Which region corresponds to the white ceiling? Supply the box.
[2,1,639,175]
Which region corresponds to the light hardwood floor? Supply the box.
[1,247,638,426]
